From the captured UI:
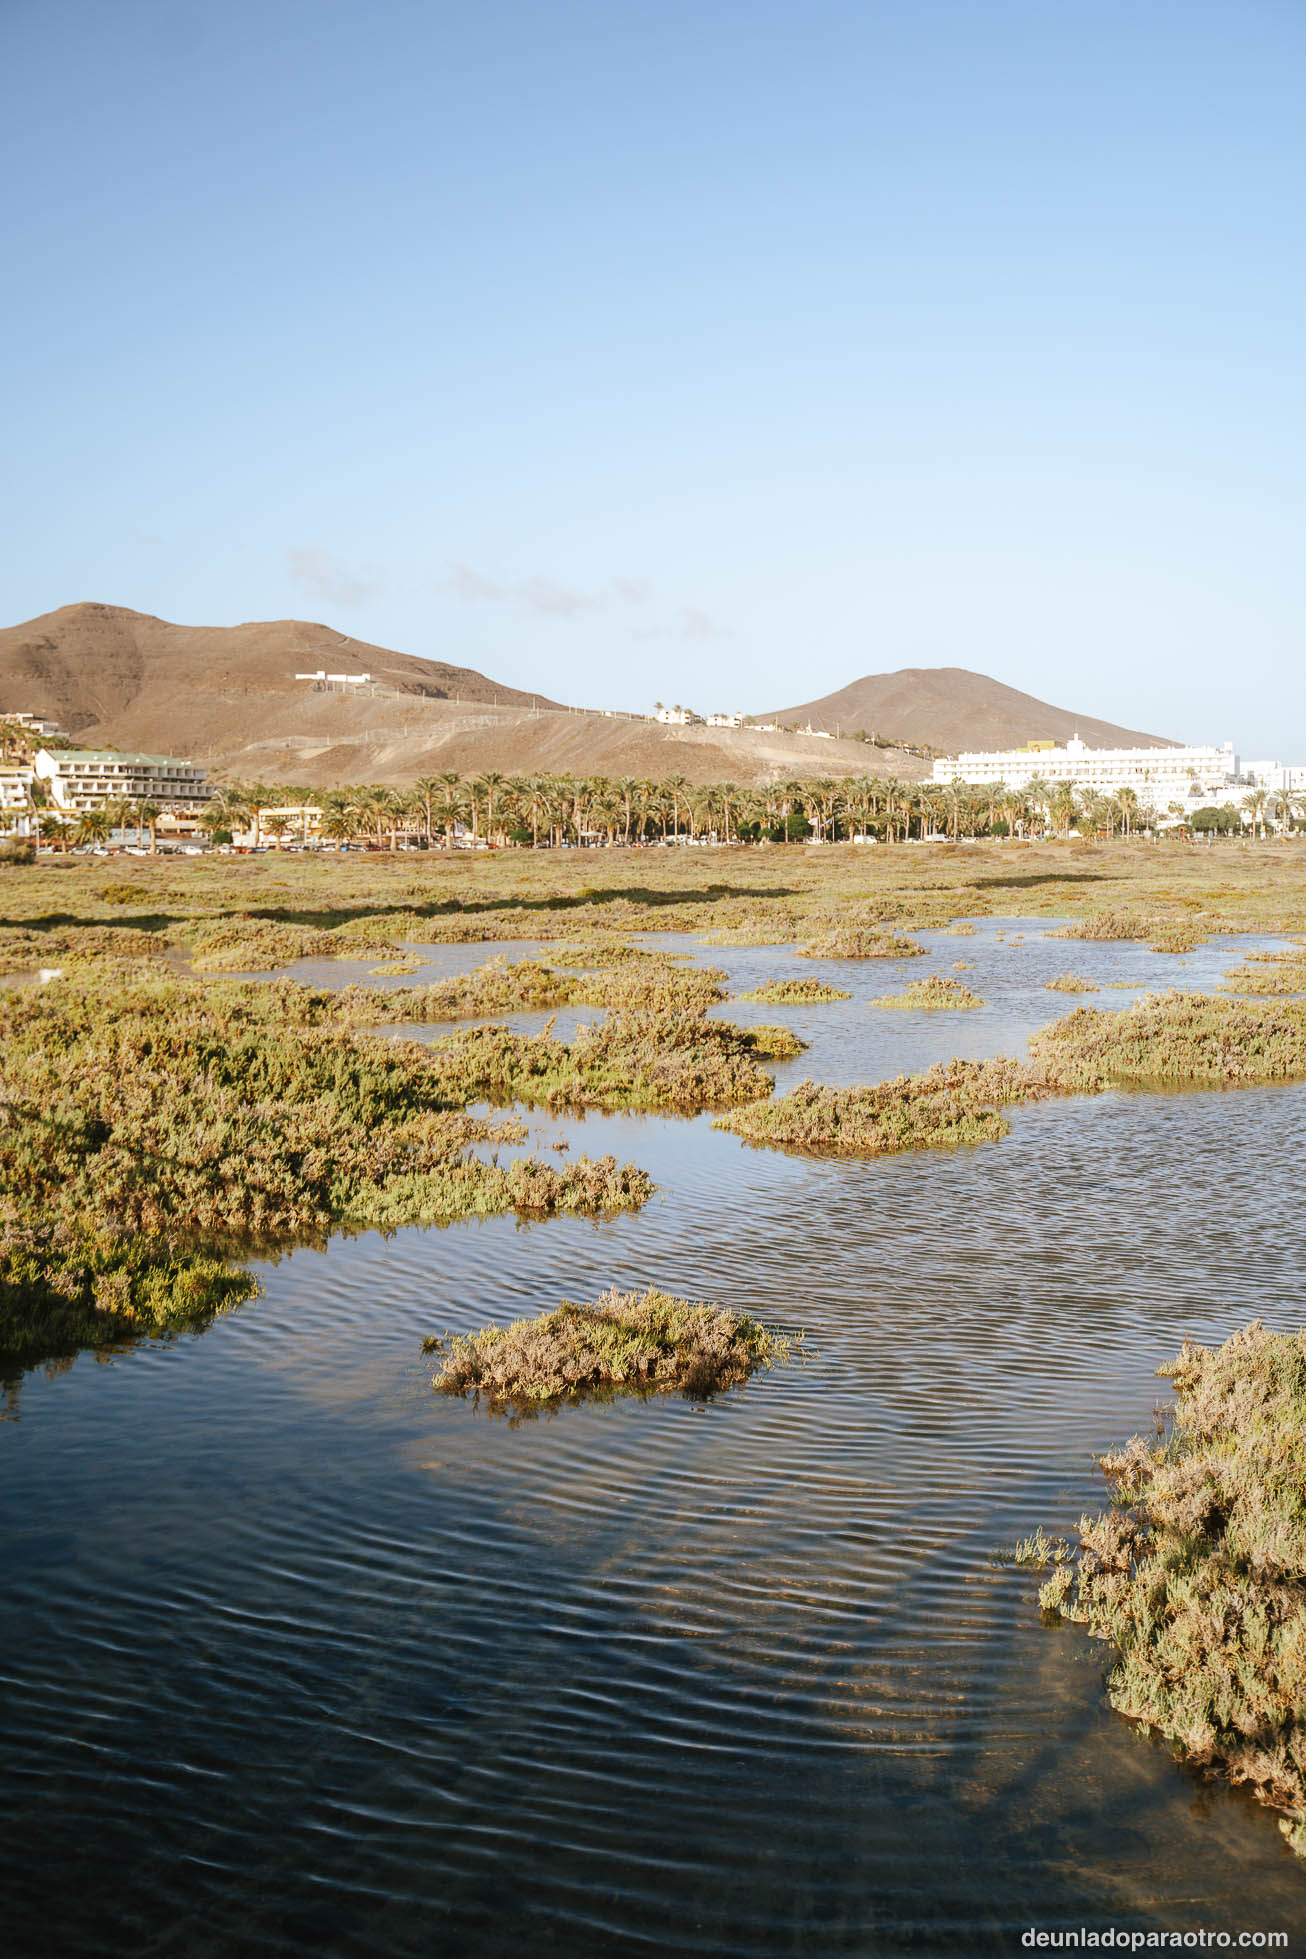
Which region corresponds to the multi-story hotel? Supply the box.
[0,764,37,834]
[34,749,211,813]
[932,736,1238,808]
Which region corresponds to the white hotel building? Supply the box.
[34,749,211,813]
[932,736,1239,811]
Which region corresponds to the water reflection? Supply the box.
[2,918,1304,1953]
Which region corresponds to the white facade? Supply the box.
[655,707,696,725]
[933,736,1239,809]
[705,711,744,728]
[1244,760,1306,793]
[295,670,372,688]
[4,711,62,738]
[0,765,36,834]
[35,749,211,813]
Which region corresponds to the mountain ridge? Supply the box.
[763,665,1177,753]
[0,602,558,736]
[0,604,1176,787]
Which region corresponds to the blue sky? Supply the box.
[4,0,1303,755]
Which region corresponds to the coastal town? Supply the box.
[1,703,1301,852]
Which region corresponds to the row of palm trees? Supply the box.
[31,793,163,853]
[20,770,1302,855]
[200,769,1304,849]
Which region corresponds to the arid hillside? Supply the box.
[0,601,929,788]
[0,602,558,735]
[170,692,929,789]
[765,666,1177,752]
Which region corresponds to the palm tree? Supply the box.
[39,809,70,853]
[433,771,466,848]
[318,792,355,848]
[478,769,508,846]
[199,802,233,845]
[74,807,111,849]
[105,792,135,847]
[1116,785,1140,837]
[631,778,659,843]
[614,776,638,845]
[1048,780,1080,839]
[716,780,741,846]
[355,786,398,849]
[1270,787,1299,837]
[1024,774,1052,838]
[1241,788,1269,839]
[414,775,442,845]
[136,799,161,854]
[244,782,277,848]
[518,776,550,849]
[263,811,293,848]
[662,773,688,842]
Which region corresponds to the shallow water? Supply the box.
[3,920,1306,1954]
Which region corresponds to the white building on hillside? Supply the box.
[35,749,211,813]
[933,736,1238,810]
[295,670,373,691]
[705,711,744,728]
[655,706,697,725]
[0,765,36,835]
[4,711,63,738]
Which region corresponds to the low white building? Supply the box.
[705,711,744,729]
[35,748,211,813]
[933,736,1239,810]
[0,764,36,835]
[295,670,373,690]
[4,711,63,738]
[655,706,697,725]
[233,804,324,846]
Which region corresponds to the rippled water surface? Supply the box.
[4,919,1306,1954]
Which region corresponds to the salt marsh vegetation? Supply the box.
[734,977,853,1003]
[428,1286,791,1415]
[871,975,985,1010]
[1033,1322,1306,1855]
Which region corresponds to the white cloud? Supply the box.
[441,563,649,621]
[287,548,378,608]
[679,606,732,642]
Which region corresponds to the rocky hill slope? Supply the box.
[0,602,929,788]
[0,602,556,737]
[764,666,1176,752]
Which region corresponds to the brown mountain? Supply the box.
[0,601,931,788]
[0,601,559,739]
[763,667,1176,754]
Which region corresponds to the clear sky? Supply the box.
[4,0,1303,756]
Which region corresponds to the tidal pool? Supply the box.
[3,920,1304,1954]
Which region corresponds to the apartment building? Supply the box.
[0,764,36,834]
[933,736,1239,807]
[4,711,63,738]
[34,749,211,813]
[1244,760,1306,793]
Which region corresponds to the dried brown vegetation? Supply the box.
[800,928,924,960]
[1029,991,1306,1089]
[716,1057,1048,1157]
[429,1286,789,1415]
[872,975,984,1010]
[1034,1322,1306,1855]
[735,977,853,1004]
